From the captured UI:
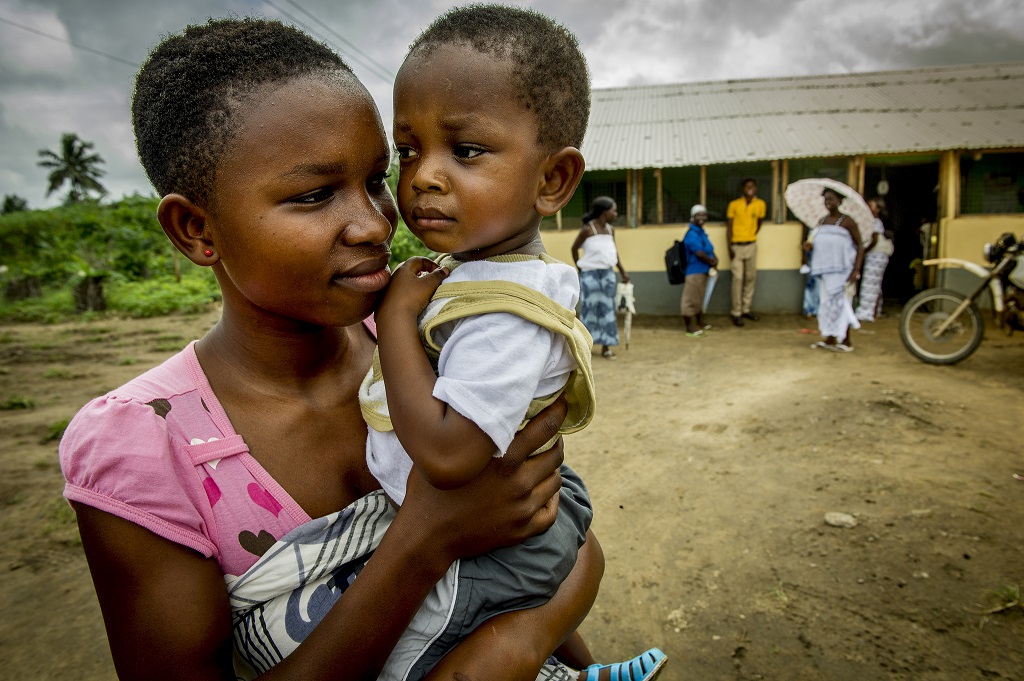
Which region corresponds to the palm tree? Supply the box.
[37,133,108,202]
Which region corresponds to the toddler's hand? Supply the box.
[378,256,449,320]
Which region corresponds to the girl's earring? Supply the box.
[204,249,213,257]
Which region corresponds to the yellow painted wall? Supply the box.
[542,221,807,271]
[939,215,1024,264]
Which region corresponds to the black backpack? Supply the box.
[665,240,687,285]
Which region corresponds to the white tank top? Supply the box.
[576,225,618,270]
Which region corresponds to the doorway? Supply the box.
[863,159,940,304]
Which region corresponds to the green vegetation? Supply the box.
[977,584,1022,627]
[2,194,28,214]
[0,157,432,322]
[1,395,35,410]
[0,195,220,321]
[45,418,70,442]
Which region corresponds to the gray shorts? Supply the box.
[407,464,593,679]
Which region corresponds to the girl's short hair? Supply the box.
[132,17,351,205]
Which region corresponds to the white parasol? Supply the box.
[703,267,718,312]
[784,178,875,247]
[616,282,636,349]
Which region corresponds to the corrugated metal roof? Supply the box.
[582,61,1024,170]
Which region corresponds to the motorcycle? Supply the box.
[899,232,1024,364]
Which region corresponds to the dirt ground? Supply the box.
[1,307,1022,680]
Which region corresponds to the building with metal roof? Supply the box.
[542,61,1024,316]
[582,61,1024,170]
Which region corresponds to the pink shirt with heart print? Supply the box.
[60,320,376,577]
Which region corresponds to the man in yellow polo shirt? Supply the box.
[726,178,767,327]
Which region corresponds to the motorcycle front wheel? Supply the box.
[899,288,984,365]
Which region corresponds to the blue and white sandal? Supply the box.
[585,648,667,681]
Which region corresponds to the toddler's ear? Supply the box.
[535,147,585,217]
[157,194,217,265]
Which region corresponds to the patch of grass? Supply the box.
[33,456,55,470]
[768,582,790,603]
[152,341,186,352]
[976,584,1022,627]
[43,367,72,379]
[0,332,16,343]
[118,357,138,366]
[44,417,70,442]
[0,395,35,410]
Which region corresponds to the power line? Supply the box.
[261,0,394,83]
[281,0,396,79]
[0,15,139,68]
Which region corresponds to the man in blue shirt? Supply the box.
[681,204,718,336]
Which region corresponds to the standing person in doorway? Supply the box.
[572,196,630,359]
[726,178,767,326]
[855,197,893,322]
[680,204,717,336]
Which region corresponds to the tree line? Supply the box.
[1,133,429,319]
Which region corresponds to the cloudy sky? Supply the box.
[2,0,1023,207]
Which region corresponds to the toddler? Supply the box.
[361,5,665,681]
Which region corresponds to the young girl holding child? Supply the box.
[59,11,663,681]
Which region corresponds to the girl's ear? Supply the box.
[535,147,585,217]
[157,194,218,265]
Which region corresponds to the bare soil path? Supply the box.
[1,309,1021,680]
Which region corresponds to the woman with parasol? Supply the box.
[803,187,865,351]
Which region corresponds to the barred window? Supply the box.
[960,152,1024,215]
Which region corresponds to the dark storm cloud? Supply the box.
[0,0,1022,207]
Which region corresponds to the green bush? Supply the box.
[106,272,221,318]
[0,288,76,322]
[0,194,170,290]
[1,395,35,410]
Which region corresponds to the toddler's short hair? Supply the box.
[407,4,591,150]
[132,17,350,205]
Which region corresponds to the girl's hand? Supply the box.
[401,397,568,563]
[377,257,448,322]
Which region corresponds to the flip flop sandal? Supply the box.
[585,648,667,681]
[686,329,705,337]
[601,349,617,360]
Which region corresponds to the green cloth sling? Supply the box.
[359,253,596,446]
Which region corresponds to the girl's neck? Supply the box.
[197,305,359,394]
